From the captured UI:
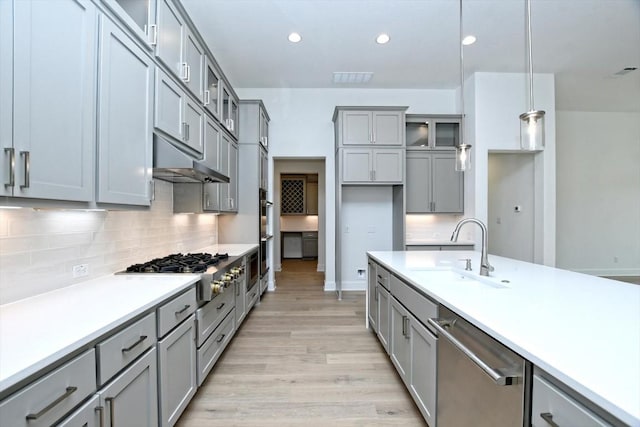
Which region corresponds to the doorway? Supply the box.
[273,159,326,279]
[488,153,535,262]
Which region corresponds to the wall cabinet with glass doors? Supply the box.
[405,114,461,150]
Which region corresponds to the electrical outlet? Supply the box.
[614,256,619,263]
[357,269,366,278]
[72,264,89,278]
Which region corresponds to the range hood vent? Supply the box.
[152,135,229,184]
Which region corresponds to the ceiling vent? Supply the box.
[333,72,373,84]
[612,67,638,77]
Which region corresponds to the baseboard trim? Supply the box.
[324,281,366,292]
[317,263,325,272]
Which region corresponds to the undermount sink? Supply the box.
[413,269,509,289]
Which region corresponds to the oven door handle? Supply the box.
[261,235,273,242]
[428,318,522,386]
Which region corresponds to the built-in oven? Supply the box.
[248,249,259,289]
[259,189,272,279]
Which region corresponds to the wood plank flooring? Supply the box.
[177,259,427,427]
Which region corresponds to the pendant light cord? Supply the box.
[526,0,535,111]
[459,0,465,145]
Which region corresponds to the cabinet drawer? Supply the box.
[390,274,438,328]
[531,375,610,427]
[56,394,100,427]
[157,287,197,338]
[96,312,156,386]
[0,349,96,427]
[376,265,390,291]
[246,283,260,311]
[195,290,234,347]
[197,309,235,386]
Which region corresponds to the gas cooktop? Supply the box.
[123,252,231,274]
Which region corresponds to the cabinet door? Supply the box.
[56,394,101,427]
[12,0,97,201]
[390,298,410,384]
[203,116,220,173]
[406,152,432,213]
[99,348,158,427]
[219,131,230,176]
[97,16,153,206]
[372,149,403,183]
[221,83,231,132]
[432,119,460,149]
[158,316,197,427]
[228,142,238,211]
[342,111,372,145]
[367,261,377,331]
[204,58,221,120]
[409,315,437,426]
[377,286,391,354]
[0,0,13,197]
[184,99,204,155]
[432,153,463,213]
[306,182,318,215]
[229,95,239,138]
[183,27,204,102]
[203,183,220,212]
[102,0,156,49]
[154,68,184,142]
[373,111,403,145]
[260,148,268,190]
[341,149,372,182]
[259,108,269,148]
[155,0,184,79]
[235,276,247,326]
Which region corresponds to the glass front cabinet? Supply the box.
[406,115,461,150]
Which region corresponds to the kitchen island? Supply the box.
[368,250,640,427]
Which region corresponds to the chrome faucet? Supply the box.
[451,218,494,276]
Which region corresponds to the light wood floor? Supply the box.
[177,259,427,426]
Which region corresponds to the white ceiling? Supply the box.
[182,0,640,112]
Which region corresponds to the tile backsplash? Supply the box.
[405,214,471,243]
[0,181,217,304]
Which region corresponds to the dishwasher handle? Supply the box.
[428,318,522,386]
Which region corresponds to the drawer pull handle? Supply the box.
[25,386,78,420]
[121,335,147,353]
[540,412,560,427]
[96,405,105,427]
[216,333,226,343]
[105,397,115,427]
[175,304,190,316]
[217,302,225,310]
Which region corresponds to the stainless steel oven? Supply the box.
[248,248,259,289]
[259,189,272,278]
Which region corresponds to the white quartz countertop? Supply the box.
[0,274,199,395]
[368,250,640,426]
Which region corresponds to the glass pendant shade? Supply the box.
[455,144,472,171]
[519,109,545,151]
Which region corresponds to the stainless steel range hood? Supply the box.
[152,135,229,184]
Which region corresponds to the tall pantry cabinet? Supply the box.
[333,106,407,299]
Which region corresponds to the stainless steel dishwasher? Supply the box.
[428,306,531,427]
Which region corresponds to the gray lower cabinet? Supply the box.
[97,15,154,206]
[376,286,391,354]
[390,298,411,380]
[235,272,247,327]
[407,311,437,426]
[56,394,102,427]
[158,315,197,427]
[4,0,97,201]
[406,151,463,213]
[302,232,318,259]
[99,348,158,427]
[367,260,378,331]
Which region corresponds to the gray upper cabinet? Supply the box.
[184,97,204,154]
[203,116,221,173]
[220,140,238,212]
[155,0,184,79]
[259,107,269,149]
[339,109,404,146]
[406,151,463,213]
[183,26,205,102]
[204,57,221,120]
[102,0,157,49]
[406,114,461,150]
[97,15,154,206]
[341,148,403,184]
[7,0,97,202]
[220,81,240,139]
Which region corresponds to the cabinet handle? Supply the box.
[174,304,190,316]
[25,386,78,420]
[204,89,210,105]
[216,333,226,343]
[186,123,190,141]
[374,289,378,301]
[182,62,189,82]
[105,397,115,427]
[4,147,14,188]
[540,413,560,427]
[401,315,407,336]
[19,150,29,188]
[121,335,147,353]
[147,24,157,46]
[217,302,225,310]
[95,405,105,427]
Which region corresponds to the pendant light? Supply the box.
[455,0,471,172]
[519,0,545,151]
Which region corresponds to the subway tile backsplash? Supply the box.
[0,181,217,304]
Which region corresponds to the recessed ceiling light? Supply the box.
[288,32,302,43]
[462,35,477,45]
[376,33,390,44]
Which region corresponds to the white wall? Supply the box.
[468,72,556,266]
[556,111,640,276]
[0,181,218,304]
[488,153,535,262]
[235,88,457,290]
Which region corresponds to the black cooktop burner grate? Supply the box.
[125,252,227,274]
